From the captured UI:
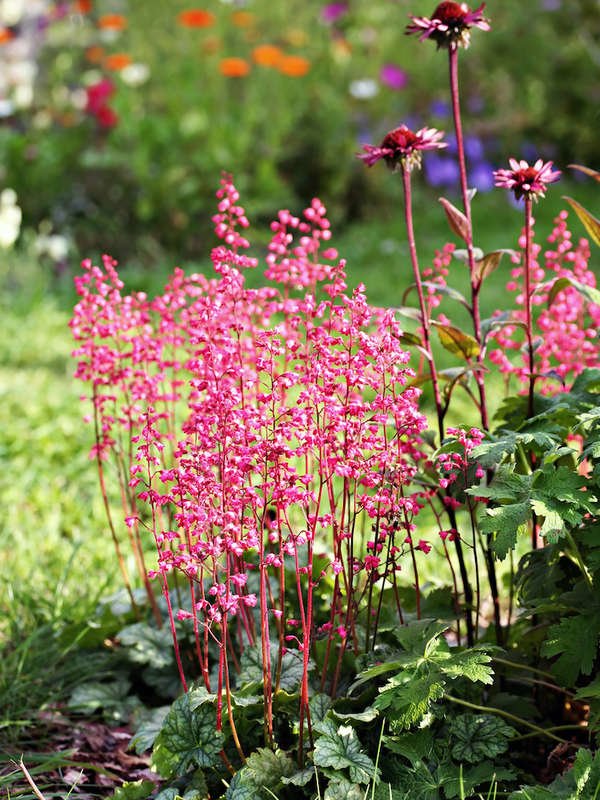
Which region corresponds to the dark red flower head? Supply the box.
[406,2,490,50]
[358,124,446,173]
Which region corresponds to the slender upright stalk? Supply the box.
[448,46,489,431]
[401,167,445,443]
[523,196,536,418]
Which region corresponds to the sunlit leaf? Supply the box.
[473,249,515,284]
[563,196,600,246]
[432,322,480,360]
[548,275,600,307]
[568,164,600,182]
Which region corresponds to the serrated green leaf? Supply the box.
[479,502,530,559]
[449,714,516,764]
[440,649,494,685]
[244,747,296,786]
[310,693,332,722]
[131,706,170,754]
[563,196,600,247]
[432,322,480,360]
[313,724,377,784]
[281,767,315,787]
[374,673,446,730]
[154,693,224,778]
[110,780,155,800]
[331,706,379,723]
[323,779,365,800]
[383,728,434,762]
[541,614,600,685]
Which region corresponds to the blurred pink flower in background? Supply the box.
[379,63,408,90]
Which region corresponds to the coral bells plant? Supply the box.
[71,12,600,799]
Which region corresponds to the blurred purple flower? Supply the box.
[321,3,349,23]
[380,63,408,91]
[464,134,484,161]
[540,0,561,9]
[424,154,460,187]
[470,161,494,192]
[430,99,451,117]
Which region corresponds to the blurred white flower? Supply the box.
[0,98,14,117]
[349,79,379,100]
[120,63,150,87]
[35,232,70,262]
[0,0,26,26]
[0,188,22,248]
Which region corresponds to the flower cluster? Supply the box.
[488,212,599,393]
[72,177,429,697]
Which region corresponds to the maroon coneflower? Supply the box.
[358,124,446,173]
[493,158,561,202]
[406,2,490,50]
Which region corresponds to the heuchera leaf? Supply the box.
[111,781,155,800]
[323,779,365,800]
[153,692,224,778]
[130,706,170,754]
[432,322,480,360]
[439,197,470,243]
[118,622,175,669]
[449,714,516,764]
[313,724,377,784]
[563,196,600,246]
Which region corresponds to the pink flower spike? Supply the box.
[406,2,490,50]
[358,124,446,173]
[493,158,561,202]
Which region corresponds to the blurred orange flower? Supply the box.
[219,57,251,78]
[98,14,127,30]
[0,28,14,45]
[251,44,283,68]
[178,9,215,28]
[231,11,254,27]
[105,53,133,71]
[278,55,311,77]
[85,45,105,63]
[74,0,92,12]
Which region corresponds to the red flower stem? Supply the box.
[448,45,489,431]
[401,166,445,442]
[524,196,536,419]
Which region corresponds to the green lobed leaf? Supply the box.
[478,502,530,559]
[153,692,224,778]
[118,622,175,669]
[110,780,156,800]
[313,724,377,784]
[130,706,171,754]
[439,649,494,685]
[374,673,446,730]
[541,614,600,685]
[323,779,365,800]
[449,714,517,764]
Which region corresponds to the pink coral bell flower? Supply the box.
[493,158,561,202]
[406,2,490,50]
[358,124,446,173]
